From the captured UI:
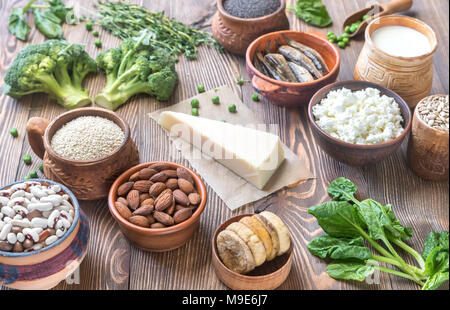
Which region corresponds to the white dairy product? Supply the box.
[158,111,285,189]
[371,25,431,57]
[312,87,404,145]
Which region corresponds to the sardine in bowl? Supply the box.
[246,30,341,108]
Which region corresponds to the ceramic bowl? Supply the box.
[246,30,341,107]
[108,162,207,252]
[26,107,140,200]
[212,214,293,290]
[212,0,289,56]
[0,179,89,290]
[308,80,412,166]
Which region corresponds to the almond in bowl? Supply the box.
[108,162,207,252]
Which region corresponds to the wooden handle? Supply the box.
[382,0,413,14]
[252,75,281,94]
[26,117,50,159]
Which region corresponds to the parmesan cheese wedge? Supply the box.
[158,111,285,189]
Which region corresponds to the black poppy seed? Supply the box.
[223,0,281,19]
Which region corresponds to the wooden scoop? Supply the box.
[343,0,413,37]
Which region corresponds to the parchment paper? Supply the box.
[149,85,313,210]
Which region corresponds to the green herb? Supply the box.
[211,96,220,104]
[191,98,200,108]
[10,128,18,137]
[287,0,332,28]
[86,21,93,31]
[39,163,44,172]
[191,108,199,116]
[92,30,99,37]
[29,170,38,178]
[197,85,205,93]
[8,0,36,41]
[94,39,102,48]
[96,1,223,60]
[228,104,237,113]
[252,94,259,102]
[23,154,32,165]
[308,177,449,290]
[33,9,62,39]
[46,0,76,24]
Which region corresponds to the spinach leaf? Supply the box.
[422,271,449,290]
[423,231,449,260]
[382,203,412,241]
[327,177,357,202]
[422,245,449,290]
[327,261,375,281]
[289,0,333,28]
[357,199,390,245]
[34,9,62,39]
[47,0,76,24]
[8,7,31,41]
[308,235,372,260]
[308,201,365,238]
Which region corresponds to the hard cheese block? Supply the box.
[158,111,285,189]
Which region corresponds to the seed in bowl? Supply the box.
[312,87,404,145]
[0,181,75,253]
[51,116,124,161]
[417,95,449,132]
[115,164,200,228]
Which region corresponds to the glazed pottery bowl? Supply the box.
[0,179,89,290]
[108,162,207,252]
[212,214,293,290]
[26,107,140,200]
[308,80,412,166]
[212,0,289,56]
[354,15,438,108]
[246,30,341,107]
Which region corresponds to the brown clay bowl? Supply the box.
[212,0,289,56]
[246,30,341,108]
[26,107,140,200]
[212,214,293,290]
[108,162,207,252]
[308,80,412,166]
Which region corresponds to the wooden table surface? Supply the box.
[0,0,448,290]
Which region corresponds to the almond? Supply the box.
[175,204,186,212]
[188,193,201,205]
[151,222,166,229]
[177,167,194,184]
[129,172,140,182]
[161,169,178,178]
[133,180,152,193]
[178,178,195,194]
[117,197,128,207]
[155,191,173,211]
[116,201,132,220]
[165,178,178,190]
[126,189,140,210]
[129,215,150,228]
[149,163,173,171]
[166,199,175,215]
[146,214,156,225]
[117,182,134,196]
[139,193,150,203]
[173,208,193,224]
[149,182,166,198]
[150,172,168,183]
[153,211,174,226]
[173,189,190,206]
[138,168,158,180]
[133,204,154,216]
[141,198,155,207]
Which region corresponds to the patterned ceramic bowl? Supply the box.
[0,179,89,290]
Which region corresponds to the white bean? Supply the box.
[11,183,26,191]
[11,190,25,199]
[23,228,39,242]
[3,217,12,224]
[61,218,71,229]
[0,213,3,220]
[11,219,31,228]
[56,229,65,237]
[62,194,69,201]
[60,210,73,224]
[17,232,25,243]
[13,214,22,220]
[0,197,9,207]
[40,195,63,207]
[30,186,47,199]
[56,219,64,230]
[32,243,43,251]
[45,235,58,245]
[42,210,52,218]
[47,210,60,228]
[24,192,34,200]
[0,221,4,231]
[1,206,15,218]
[27,202,53,212]
[7,232,17,244]
[13,205,28,215]
[0,190,11,196]
[31,217,48,229]
[0,223,12,240]
[30,197,38,203]
[51,185,62,193]
[7,197,25,207]
[32,227,43,234]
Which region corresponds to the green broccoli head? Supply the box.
[3,39,96,109]
[94,30,178,110]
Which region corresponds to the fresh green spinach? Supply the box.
[8,0,36,41]
[33,9,62,38]
[308,236,372,260]
[327,261,376,281]
[287,0,333,28]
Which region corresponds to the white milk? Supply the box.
[371,25,431,57]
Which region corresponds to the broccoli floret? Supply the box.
[3,40,96,109]
[94,30,178,111]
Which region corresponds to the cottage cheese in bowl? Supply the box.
[312,87,404,145]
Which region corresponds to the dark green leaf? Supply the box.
[382,203,412,241]
[8,8,30,41]
[327,261,375,281]
[291,0,333,28]
[425,246,449,276]
[357,199,389,245]
[423,231,450,260]
[327,177,357,202]
[308,201,365,238]
[308,235,372,260]
[422,271,449,290]
[46,0,76,24]
[33,9,62,39]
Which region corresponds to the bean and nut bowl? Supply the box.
[0,179,79,255]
